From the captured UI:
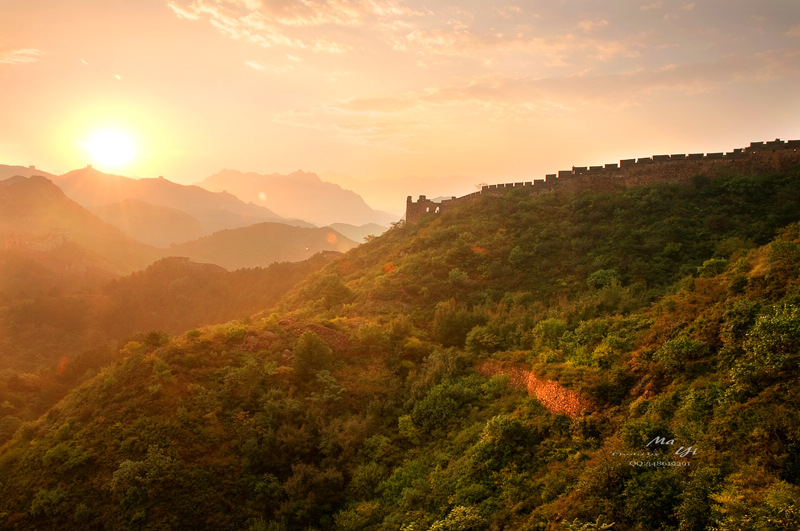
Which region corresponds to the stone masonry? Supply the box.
[405,139,800,223]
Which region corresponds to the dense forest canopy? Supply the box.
[2,165,800,529]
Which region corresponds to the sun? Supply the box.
[82,129,137,170]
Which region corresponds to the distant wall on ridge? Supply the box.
[405,139,800,223]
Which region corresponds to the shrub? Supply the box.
[428,505,485,531]
[465,326,502,355]
[30,487,67,518]
[472,414,535,470]
[529,318,567,350]
[42,442,91,472]
[432,300,484,347]
[587,269,619,290]
[411,381,478,432]
[697,258,728,277]
[653,336,708,371]
[744,304,800,374]
[0,415,22,443]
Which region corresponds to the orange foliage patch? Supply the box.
[56,356,69,375]
[477,359,593,418]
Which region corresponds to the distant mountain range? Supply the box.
[0,164,57,180]
[0,175,159,272]
[198,169,398,227]
[0,164,391,245]
[51,166,303,242]
[321,170,477,215]
[0,175,359,296]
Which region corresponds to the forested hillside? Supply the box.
[0,253,338,450]
[2,167,800,530]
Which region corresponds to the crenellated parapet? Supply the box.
[405,139,800,222]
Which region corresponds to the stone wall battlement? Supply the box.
[405,139,800,223]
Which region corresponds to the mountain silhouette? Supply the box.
[0,176,159,291]
[328,222,388,242]
[167,222,357,270]
[52,166,293,235]
[0,164,57,181]
[197,169,398,226]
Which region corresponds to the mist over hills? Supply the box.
[0,175,359,296]
[321,169,477,215]
[91,199,207,248]
[168,222,357,270]
[198,169,398,227]
[52,166,292,238]
[328,222,388,243]
[2,164,393,245]
[0,175,159,278]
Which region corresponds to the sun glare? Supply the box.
[83,129,137,169]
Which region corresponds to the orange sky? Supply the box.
[2,0,799,210]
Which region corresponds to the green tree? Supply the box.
[110,445,181,509]
[293,331,333,379]
[432,299,484,347]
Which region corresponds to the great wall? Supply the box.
[406,139,800,223]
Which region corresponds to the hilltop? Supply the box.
[0,175,160,281]
[198,169,398,227]
[1,156,800,529]
[168,222,356,270]
[0,165,57,181]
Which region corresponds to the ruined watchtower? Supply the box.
[406,195,443,224]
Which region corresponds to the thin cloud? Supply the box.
[166,0,425,53]
[464,49,800,106]
[167,2,201,20]
[244,60,267,70]
[402,27,639,65]
[495,5,522,18]
[273,102,425,150]
[578,19,609,32]
[275,47,800,141]
[245,59,297,74]
[0,48,45,65]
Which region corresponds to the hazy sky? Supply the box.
[2,0,799,201]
